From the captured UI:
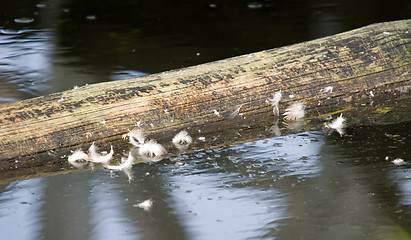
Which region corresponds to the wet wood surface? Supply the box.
[0,20,410,178]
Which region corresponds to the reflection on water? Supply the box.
[0,178,45,240]
[0,123,410,239]
[0,29,53,101]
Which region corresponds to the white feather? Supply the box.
[268,91,282,116]
[133,199,153,211]
[283,102,305,121]
[68,149,89,162]
[127,129,146,147]
[391,158,404,165]
[105,152,135,170]
[327,113,346,130]
[68,149,90,168]
[88,142,114,164]
[325,113,346,136]
[226,105,243,120]
[172,130,193,146]
[138,139,167,158]
[269,91,282,106]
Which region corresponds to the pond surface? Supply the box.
[0,122,410,240]
[1,0,411,239]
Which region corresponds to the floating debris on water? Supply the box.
[247,2,263,9]
[104,152,135,181]
[283,102,305,121]
[105,152,135,171]
[14,17,35,24]
[267,91,282,116]
[88,142,114,164]
[67,149,90,168]
[68,149,89,162]
[391,158,405,165]
[172,130,192,145]
[86,15,97,20]
[172,130,193,151]
[325,113,346,136]
[139,139,167,159]
[124,128,146,147]
[133,199,153,211]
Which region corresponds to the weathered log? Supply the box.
[0,20,410,176]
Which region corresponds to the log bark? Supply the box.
[0,20,410,172]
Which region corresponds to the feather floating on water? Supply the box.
[391,158,405,165]
[88,142,114,164]
[172,130,193,151]
[172,130,193,146]
[105,152,135,170]
[133,199,153,211]
[283,102,305,121]
[68,149,90,168]
[138,139,167,158]
[325,113,346,136]
[268,91,282,116]
[126,128,146,147]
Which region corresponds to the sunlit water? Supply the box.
[1,123,410,240]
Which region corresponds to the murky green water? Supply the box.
[1,122,410,239]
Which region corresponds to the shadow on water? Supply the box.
[0,122,410,239]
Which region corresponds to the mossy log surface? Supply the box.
[0,20,410,177]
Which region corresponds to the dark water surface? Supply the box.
[1,0,411,239]
[0,122,410,240]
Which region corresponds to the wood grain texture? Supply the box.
[0,19,410,163]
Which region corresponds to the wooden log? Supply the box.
[0,19,410,172]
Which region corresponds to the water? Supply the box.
[1,0,411,239]
[0,122,410,240]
